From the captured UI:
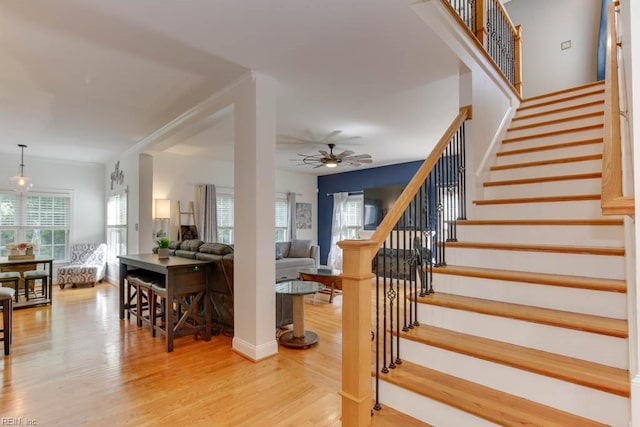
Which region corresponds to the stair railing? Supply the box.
[601,0,634,216]
[338,106,471,426]
[442,0,522,96]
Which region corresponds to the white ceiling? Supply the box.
[0,0,462,175]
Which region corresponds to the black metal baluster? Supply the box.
[394,220,402,367]
[373,255,381,411]
[381,242,389,374]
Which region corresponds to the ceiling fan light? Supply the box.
[325,159,339,168]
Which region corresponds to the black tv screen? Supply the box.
[363,184,405,230]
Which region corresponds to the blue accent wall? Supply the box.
[317,161,422,264]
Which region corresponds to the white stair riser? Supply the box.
[456,223,624,247]
[519,91,604,114]
[400,340,629,427]
[375,380,498,427]
[490,160,601,181]
[431,273,626,318]
[444,246,625,279]
[483,177,601,199]
[495,142,603,166]
[417,304,628,368]
[473,199,604,219]
[512,102,604,127]
[505,116,603,140]
[502,127,603,149]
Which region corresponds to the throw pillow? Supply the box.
[289,239,312,258]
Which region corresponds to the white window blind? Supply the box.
[0,193,18,256]
[345,195,363,239]
[0,191,71,260]
[216,193,234,244]
[275,198,288,242]
[107,191,127,262]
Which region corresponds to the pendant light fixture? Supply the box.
[10,144,33,194]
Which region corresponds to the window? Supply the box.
[345,195,363,239]
[275,198,288,242]
[107,191,127,262]
[0,191,71,260]
[216,193,234,244]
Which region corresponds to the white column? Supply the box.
[232,72,278,360]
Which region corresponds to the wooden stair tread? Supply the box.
[372,403,431,426]
[379,360,608,427]
[484,172,601,187]
[496,137,603,157]
[440,241,624,256]
[417,293,628,338]
[399,325,629,397]
[473,194,601,205]
[520,81,604,104]
[457,218,623,226]
[490,154,602,171]
[518,88,605,113]
[512,100,604,122]
[508,111,603,132]
[502,124,603,144]
[433,264,626,293]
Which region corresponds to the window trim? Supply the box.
[106,189,128,263]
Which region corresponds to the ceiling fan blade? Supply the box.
[343,154,372,160]
[313,164,325,169]
[336,150,355,158]
[351,159,373,164]
[319,150,329,157]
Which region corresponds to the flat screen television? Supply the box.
[363,184,406,230]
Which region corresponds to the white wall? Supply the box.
[0,154,105,246]
[506,0,601,97]
[152,152,318,243]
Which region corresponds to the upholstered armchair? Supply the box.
[57,243,107,289]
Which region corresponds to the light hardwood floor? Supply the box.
[1,282,425,426]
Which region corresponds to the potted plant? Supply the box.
[156,237,171,259]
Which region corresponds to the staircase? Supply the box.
[375,81,630,426]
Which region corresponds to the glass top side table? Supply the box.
[275,280,324,349]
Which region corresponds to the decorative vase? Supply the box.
[26,247,33,256]
[157,248,170,259]
[10,249,18,256]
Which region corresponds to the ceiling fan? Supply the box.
[292,143,373,169]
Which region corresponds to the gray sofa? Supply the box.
[276,240,320,281]
[161,239,319,333]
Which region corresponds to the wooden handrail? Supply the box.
[338,106,471,426]
[370,106,471,247]
[601,0,634,216]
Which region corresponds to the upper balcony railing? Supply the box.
[443,0,522,96]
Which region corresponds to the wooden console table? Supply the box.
[118,254,213,352]
[0,256,53,308]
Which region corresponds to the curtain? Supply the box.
[597,0,613,81]
[287,192,297,241]
[327,192,349,270]
[196,184,217,242]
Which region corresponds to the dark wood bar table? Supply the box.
[0,256,53,308]
[118,254,213,352]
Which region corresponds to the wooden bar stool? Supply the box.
[127,273,163,330]
[0,287,15,355]
[0,272,21,303]
[23,270,48,301]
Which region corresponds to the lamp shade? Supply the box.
[154,199,171,219]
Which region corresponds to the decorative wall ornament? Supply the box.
[110,161,124,190]
[295,202,312,229]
